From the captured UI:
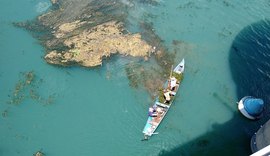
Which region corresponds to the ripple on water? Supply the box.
[229,20,270,118]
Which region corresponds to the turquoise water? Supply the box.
[1,0,270,156]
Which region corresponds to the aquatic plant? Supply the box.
[15,0,129,53]
[2,109,8,118]
[140,22,179,72]
[139,0,160,6]
[14,0,185,99]
[9,71,35,104]
[8,71,55,106]
[172,72,183,83]
[176,1,200,10]
[122,21,183,97]
[158,90,166,103]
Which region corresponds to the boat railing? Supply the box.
[155,102,170,108]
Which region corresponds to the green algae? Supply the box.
[2,109,8,118]
[8,71,55,106]
[9,71,35,104]
[14,0,185,98]
[172,72,184,82]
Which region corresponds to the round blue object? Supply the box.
[244,98,264,117]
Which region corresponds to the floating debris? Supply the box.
[33,151,44,156]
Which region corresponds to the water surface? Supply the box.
[1,0,270,155]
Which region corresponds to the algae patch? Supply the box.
[15,0,153,68]
[45,21,153,67]
[7,71,56,105]
[14,0,190,97]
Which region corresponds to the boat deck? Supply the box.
[149,106,167,126]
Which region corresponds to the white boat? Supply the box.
[142,58,185,140]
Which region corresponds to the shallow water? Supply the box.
[1,0,270,156]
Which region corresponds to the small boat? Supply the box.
[142,58,185,140]
[238,96,264,120]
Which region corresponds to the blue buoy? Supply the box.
[238,96,264,120]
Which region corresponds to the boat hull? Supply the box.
[142,59,185,139]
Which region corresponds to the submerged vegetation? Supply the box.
[124,20,188,97]
[7,71,55,105]
[2,109,8,118]
[15,0,153,67]
[14,0,189,97]
[172,72,184,82]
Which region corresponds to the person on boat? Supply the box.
[148,107,157,117]
[163,90,171,103]
[156,107,162,113]
[167,77,177,91]
[169,77,177,91]
[156,107,164,117]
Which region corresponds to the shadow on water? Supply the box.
[159,115,253,156]
[158,20,270,156]
[159,95,265,156]
[229,19,270,119]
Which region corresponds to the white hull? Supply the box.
[238,97,256,120]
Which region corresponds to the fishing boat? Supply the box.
[142,58,185,140]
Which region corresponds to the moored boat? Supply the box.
[238,96,264,120]
[142,58,185,140]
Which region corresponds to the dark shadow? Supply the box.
[159,20,270,156]
[159,113,262,156]
[229,19,270,117]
